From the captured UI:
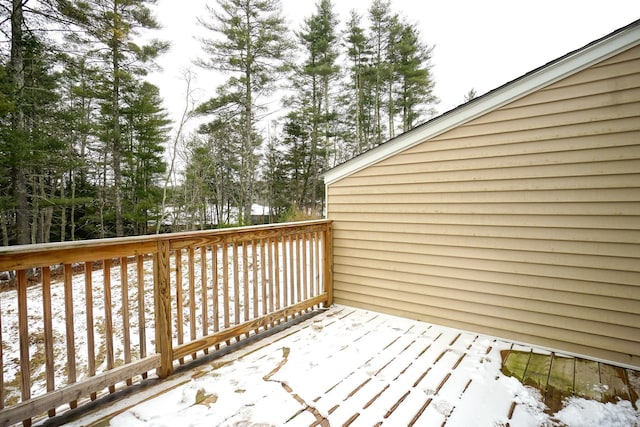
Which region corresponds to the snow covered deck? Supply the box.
[58,305,639,427]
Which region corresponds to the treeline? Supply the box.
[0,0,437,245]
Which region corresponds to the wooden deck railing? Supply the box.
[0,220,333,426]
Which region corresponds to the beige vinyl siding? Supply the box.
[327,45,640,367]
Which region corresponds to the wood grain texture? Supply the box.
[17,270,30,403]
[172,294,329,362]
[0,220,332,423]
[0,355,161,427]
[154,240,173,379]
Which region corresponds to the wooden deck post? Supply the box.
[323,221,333,307]
[154,240,173,378]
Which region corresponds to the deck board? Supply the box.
[53,305,639,426]
[574,358,602,401]
[599,363,631,404]
[545,354,575,413]
[628,369,640,405]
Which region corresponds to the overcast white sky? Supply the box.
[148,0,640,134]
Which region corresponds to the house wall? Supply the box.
[326,45,640,367]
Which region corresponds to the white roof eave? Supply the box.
[323,21,640,186]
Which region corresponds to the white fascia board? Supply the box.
[324,22,640,187]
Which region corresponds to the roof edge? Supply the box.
[324,19,640,186]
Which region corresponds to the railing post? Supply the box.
[323,221,333,307]
[154,240,173,378]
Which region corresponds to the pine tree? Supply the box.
[342,9,371,156]
[280,110,316,211]
[261,138,289,222]
[464,88,477,103]
[394,20,437,132]
[5,0,30,244]
[121,81,170,235]
[2,8,71,244]
[295,0,339,212]
[56,51,102,241]
[185,118,242,227]
[368,0,395,146]
[69,0,168,237]
[197,0,292,225]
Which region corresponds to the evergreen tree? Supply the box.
[5,0,31,244]
[260,138,289,222]
[280,110,317,211]
[295,0,339,212]
[338,3,437,154]
[368,0,395,146]
[184,118,242,227]
[69,0,168,237]
[2,25,69,243]
[121,81,170,235]
[56,51,102,241]
[464,88,478,103]
[394,20,437,132]
[341,9,371,157]
[197,0,292,225]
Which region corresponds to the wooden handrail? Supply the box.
[0,220,333,426]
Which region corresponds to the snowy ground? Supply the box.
[0,258,157,407]
[56,305,639,427]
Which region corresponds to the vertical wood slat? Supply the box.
[267,238,274,315]
[282,235,289,308]
[307,233,317,298]
[103,260,115,394]
[212,246,220,350]
[175,250,184,365]
[42,267,56,414]
[136,255,147,378]
[84,263,97,400]
[274,237,281,311]
[120,258,132,386]
[302,233,308,301]
[294,234,302,302]
[288,235,295,305]
[324,222,334,306]
[252,240,259,320]
[188,247,196,360]
[222,242,230,331]
[233,243,240,329]
[17,269,31,427]
[260,240,267,317]
[200,247,209,355]
[63,264,77,409]
[296,235,302,304]
[17,270,30,407]
[242,242,249,323]
[201,247,208,341]
[154,240,173,379]
[314,231,321,297]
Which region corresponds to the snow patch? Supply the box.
[554,398,640,427]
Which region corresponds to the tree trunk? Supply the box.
[70,169,76,241]
[243,52,253,225]
[112,2,124,237]
[387,76,395,139]
[310,74,318,213]
[1,213,9,246]
[60,172,67,242]
[10,0,30,245]
[41,174,55,243]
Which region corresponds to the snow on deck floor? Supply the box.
[61,305,639,427]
